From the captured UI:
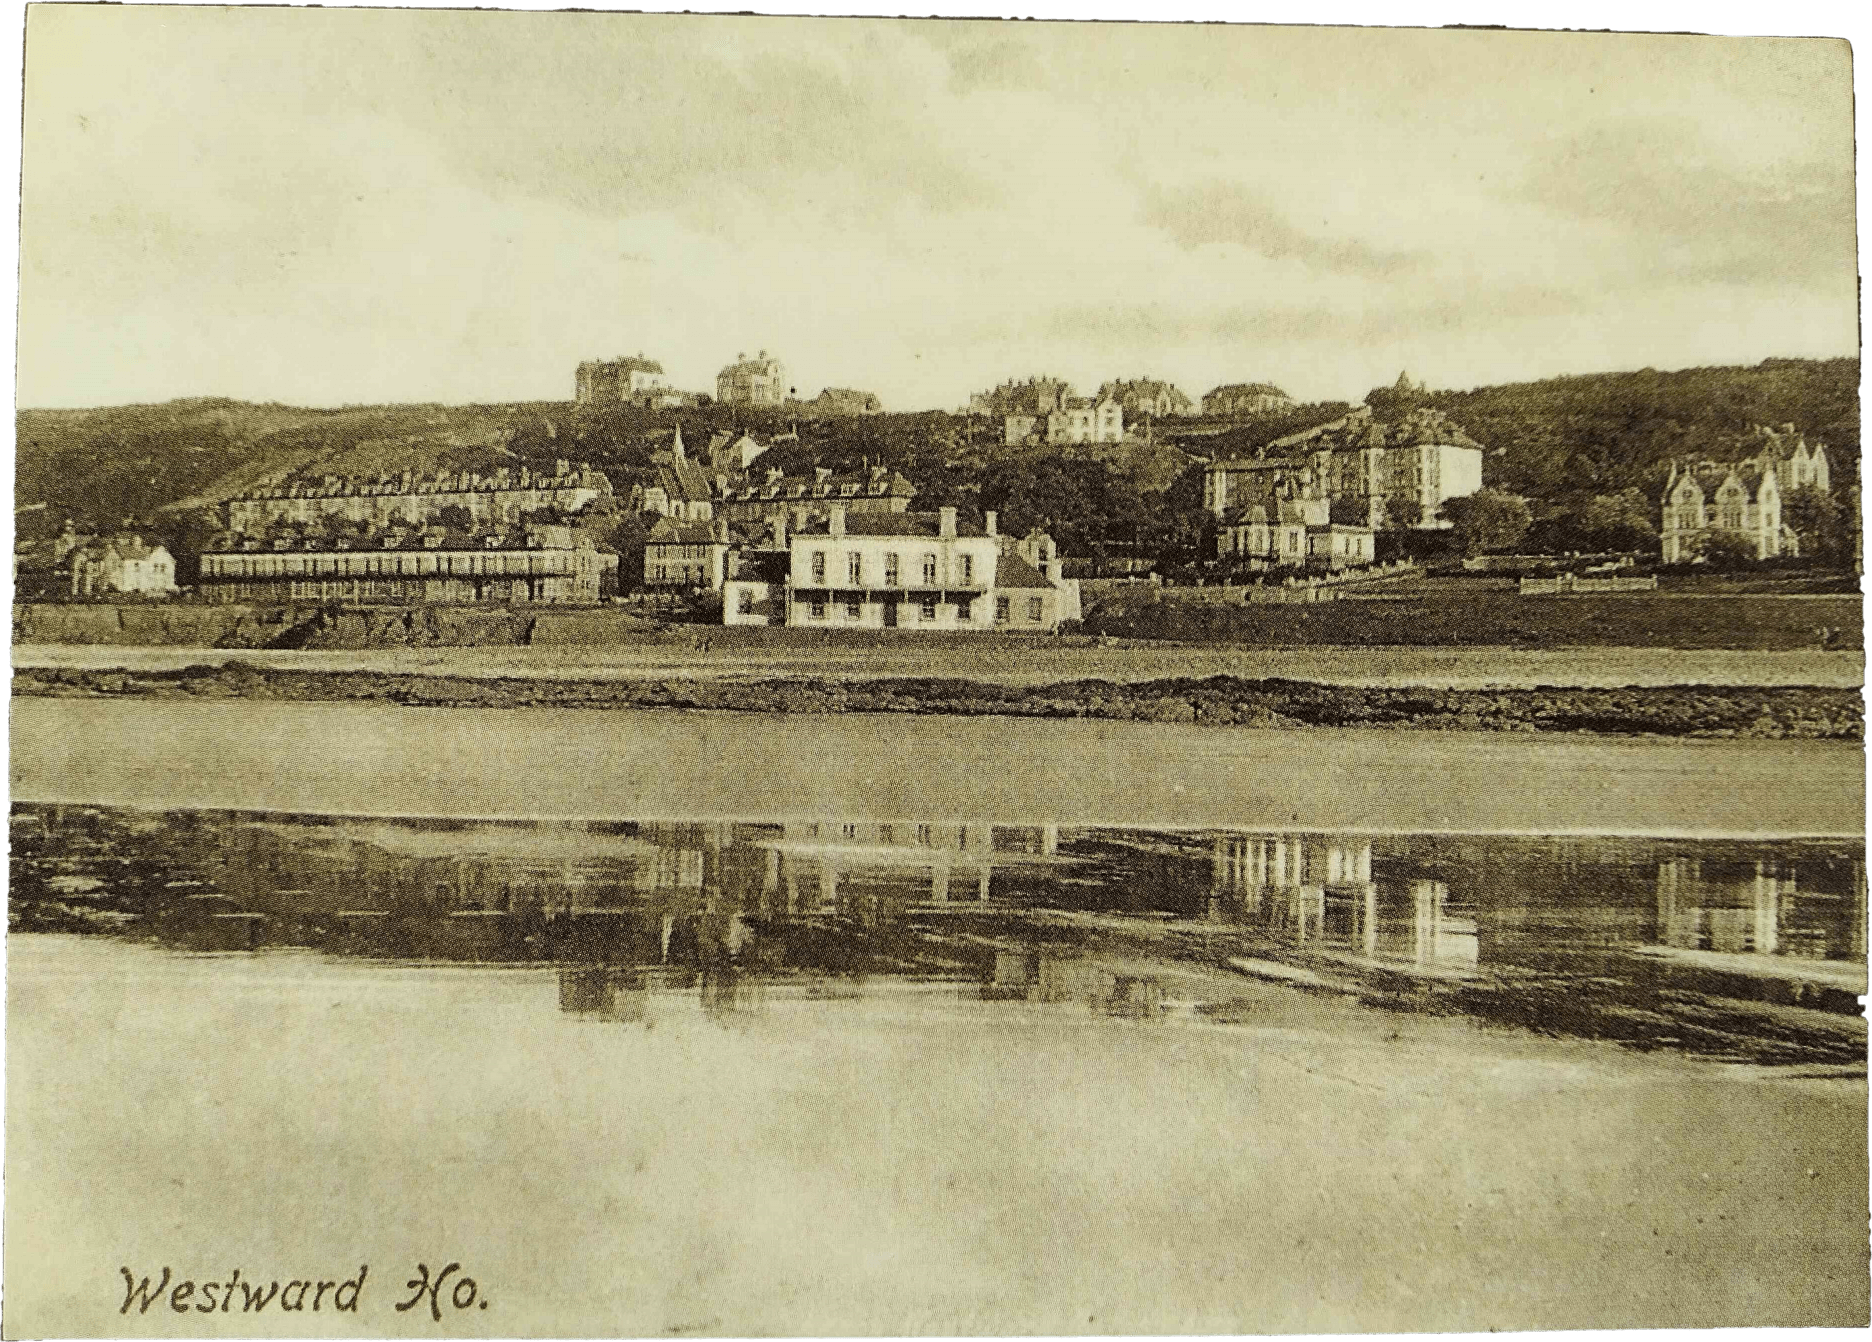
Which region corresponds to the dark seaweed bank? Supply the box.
[11,663,1863,740]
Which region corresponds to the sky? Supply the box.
[16,7,1860,410]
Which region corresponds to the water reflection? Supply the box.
[10,804,1865,1065]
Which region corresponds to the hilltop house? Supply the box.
[1098,379,1194,419]
[716,351,788,407]
[721,506,1079,632]
[576,354,667,405]
[1202,383,1295,418]
[68,533,178,598]
[809,388,883,416]
[1204,404,1483,530]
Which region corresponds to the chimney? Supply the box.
[939,506,957,538]
[829,503,847,537]
[984,510,997,537]
[773,516,789,550]
[715,517,730,544]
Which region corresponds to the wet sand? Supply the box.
[10,697,1865,836]
[6,936,1863,1336]
[14,640,1865,689]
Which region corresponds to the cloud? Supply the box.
[343,16,1003,235]
[1511,117,1856,292]
[1139,182,1428,280]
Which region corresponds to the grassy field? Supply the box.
[1085,581,1862,652]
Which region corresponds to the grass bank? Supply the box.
[1083,586,1862,651]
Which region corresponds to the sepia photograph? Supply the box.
[6,5,1866,1336]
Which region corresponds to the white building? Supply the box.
[69,534,178,598]
[723,507,1080,632]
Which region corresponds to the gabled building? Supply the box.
[641,426,715,521]
[1660,459,1790,563]
[705,431,771,474]
[1747,423,1832,496]
[69,533,178,598]
[1202,383,1295,418]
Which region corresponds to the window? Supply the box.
[811,550,827,585]
[848,553,863,585]
[960,554,974,584]
[845,598,862,620]
[996,596,1010,624]
[884,553,900,586]
[1028,597,1044,622]
[922,553,938,585]
[920,597,938,621]
[958,598,974,623]
[809,598,828,621]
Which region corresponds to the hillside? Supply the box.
[14,357,1859,557]
[1422,357,1859,499]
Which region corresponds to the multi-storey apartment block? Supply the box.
[1204,405,1483,530]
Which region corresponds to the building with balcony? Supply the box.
[198,522,615,605]
[721,506,1079,632]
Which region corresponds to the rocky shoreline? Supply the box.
[11,662,1862,740]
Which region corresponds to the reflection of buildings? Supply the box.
[760,821,1060,912]
[1656,857,1865,962]
[985,948,1166,1018]
[1210,833,1479,972]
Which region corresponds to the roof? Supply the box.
[651,459,712,502]
[74,534,167,563]
[1206,383,1291,400]
[994,554,1056,591]
[585,356,664,375]
[646,519,723,545]
[728,550,789,585]
[797,510,989,539]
